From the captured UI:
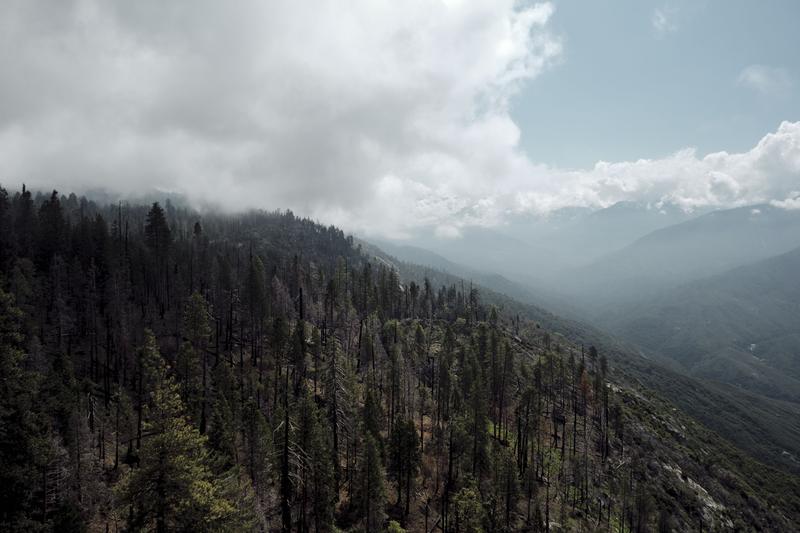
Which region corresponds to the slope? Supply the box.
[570,204,800,310]
[364,240,800,476]
[605,246,800,403]
[1,185,799,531]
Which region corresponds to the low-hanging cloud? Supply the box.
[1,0,799,239]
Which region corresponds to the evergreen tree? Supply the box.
[296,392,335,532]
[118,331,246,532]
[389,417,421,520]
[13,184,35,258]
[354,435,386,533]
[0,288,51,530]
[452,481,487,533]
[36,190,65,271]
[144,202,172,256]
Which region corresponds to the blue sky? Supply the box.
[514,0,800,167]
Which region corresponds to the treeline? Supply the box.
[0,185,768,532]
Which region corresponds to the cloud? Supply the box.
[535,120,800,214]
[0,1,799,240]
[434,224,462,239]
[0,0,562,237]
[651,7,678,37]
[738,64,793,97]
[434,120,800,229]
[771,193,800,210]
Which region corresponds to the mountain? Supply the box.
[568,204,800,310]
[2,185,800,531]
[363,238,580,317]
[364,237,800,477]
[363,239,475,276]
[389,201,703,297]
[406,225,554,281]
[606,245,800,403]
[498,201,700,268]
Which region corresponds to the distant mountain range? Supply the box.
[605,245,800,403]
[385,201,800,312]
[569,204,800,309]
[393,200,704,288]
[500,200,699,267]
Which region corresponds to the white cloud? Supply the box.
[738,64,793,97]
[0,0,561,237]
[433,120,800,229]
[771,193,800,210]
[536,121,800,214]
[0,1,799,240]
[652,7,678,37]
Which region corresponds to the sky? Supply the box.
[514,0,800,167]
[0,0,799,238]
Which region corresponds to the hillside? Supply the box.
[373,240,800,470]
[392,202,699,289]
[363,239,800,477]
[362,238,578,318]
[569,204,800,310]
[0,186,798,532]
[499,201,698,268]
[605,246,800,403]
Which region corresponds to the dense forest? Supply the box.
[0,185,798,532]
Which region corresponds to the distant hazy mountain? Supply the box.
[396,201,702,287]
[607,245,800,402]
[497,201,699,267]
[363,238,581,317]
[569,204,800,309]
[365,239,477,275]
[402,225,555,283]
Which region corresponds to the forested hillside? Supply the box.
[366,234,800,477]
[1,185,798,532]
[606,246,800,403]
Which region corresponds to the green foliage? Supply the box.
[297,392,335,532]
[0,186,797,532]
[386,520,406,533]
[183,292,212,348]
[452,481,486,533]
[0,288,51,530]
[389,417,421,518]
[355,435,386,533]
[117,331,249,532]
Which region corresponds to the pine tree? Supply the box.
[36,190,65,271]
[354,435,386,533]
[13,184,35,259]
[208,362,239,469]
[453,480,486,533]
[118,330,247,532]
[0,288,51,530]
[362,388,384,456]
[183,292,212,432]
[389,417,421,520]
[296,392,335,532]
[144,202,171,256]
[242,399,272,501]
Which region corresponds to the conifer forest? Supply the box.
[1,186,798,532]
